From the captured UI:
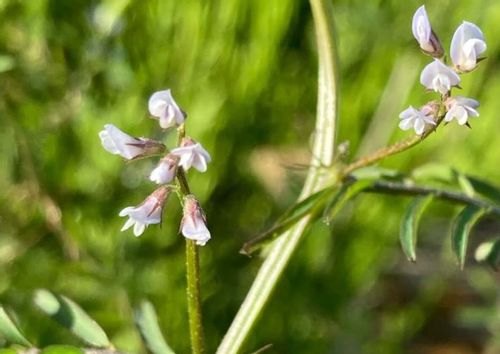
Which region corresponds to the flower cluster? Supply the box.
[399,5,485,135]
[99,90,212,245]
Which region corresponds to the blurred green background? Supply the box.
[0,0,499,353]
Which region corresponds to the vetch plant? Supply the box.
[99,89,211,353]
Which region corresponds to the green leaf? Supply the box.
[0,306,32,346]
[466,176,500,204]
[399,195,433,262]
[134,300,175,354]
[475,238,500,270]
[240,186,336,255]
[455,171,475,197]
[451,206,486,270]
[323,178,374,224]
[34,289,110,348]
[412,163,455,184]
[41,345,84,354]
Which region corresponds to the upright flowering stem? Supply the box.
[176,124,205,354]
[186,237,204,354]
[217,0,338,353]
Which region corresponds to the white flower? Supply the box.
[180,195,210,246]
[119,187,170,237]
[450,21,486,72]
[399,105,435,135]
[420,59,461,94]
[171,138,211,172]
[411,5,443,56]
[444,96,480,125]
[148,89,186,129]
[99,124,164,160]
[150,154,179,184]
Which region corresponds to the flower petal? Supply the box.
[414,118,425,135]
[133,222,146,237]
[399,118,414,130]
[121,218,135,231]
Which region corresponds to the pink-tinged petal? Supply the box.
[422,115,436,125]
[150,155,178,184]
[148,89,185,129]
[118,188,169,236]
[99,124,146,159]
[181,195,211,246]
[181,215,211,245]
[171,141,211,172]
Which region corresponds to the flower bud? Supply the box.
[450,21,487,72]
[412,5,444,57]
[148,89,186,129]
[171,137,211,172]
[99,124,165,160]
[180,195,211,246]
[150,154,179,184]
[119,186,170,237]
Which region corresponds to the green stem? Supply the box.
[186,239,204,354]
[175,123,205,354]
[366,180,500,216]
[341,103,446,177]
[216,1,338,353]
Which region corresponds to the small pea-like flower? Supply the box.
[444,96,480,125]
[119,187,170,237]
[411,5,444,57]
[399,105,436,135]
[180,195,211,246]
[450,22,486,72]
[420,59,461,95]
[148,89,186,129]
[150,154,179,184]
[170,137,211,172]
[99,124,165,160]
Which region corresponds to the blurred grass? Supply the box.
[0,0,499,353]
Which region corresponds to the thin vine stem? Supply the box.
[366,180,500,216]
[216,1,338,353]
[176,123,205,354]
[341,108,446,177]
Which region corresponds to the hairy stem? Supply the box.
[176,124,205,354]
[216,1,338,353]
[366,180,500,216]
[186,238,204,354]
[342,112,445,176]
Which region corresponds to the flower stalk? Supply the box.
[341,107,446,177]
[175,126,206,354]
